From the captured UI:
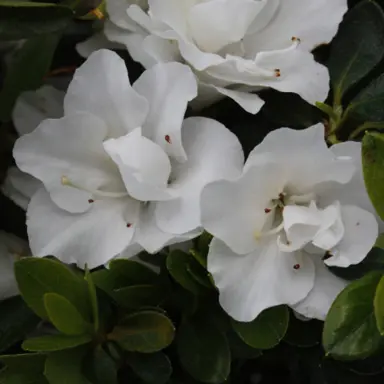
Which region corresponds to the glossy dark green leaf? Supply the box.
[177,318,230,383]
[329,0,384,104]
[113,285,164,309]
[127,352,172,384]
[0,34,60,122]
[0,296,39,353]
[109,259,158,285]
[362,132,384,220]
[44,293,91,336]
[226,330,262,360]
[14,258,91,321]
[374,275,384,335]
[0,3,72,41]
[23,334,92,352]
[166,251,202,294]
[323,272,383,360]
[44,346,90,384]
[83,345,117,384]
[91,269,128,296]
[109,311,175,353]
[232,306,289,350]
[85,269,99,332]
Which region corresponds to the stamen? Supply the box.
[88,199,94,204]
[274,69,281,78]
[293,264,301,270]
[61,175,129,199]
[254,222,284,240]
[264,208,272,214]
[165,135,172,144]
[126,223,132,228]
[91,8,105,20]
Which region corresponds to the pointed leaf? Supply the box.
[23,334,92,352]
[44,293,91,336]
[323,272,383,360]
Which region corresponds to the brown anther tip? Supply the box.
[126,223,132,228]
[88,199,94,204]
[264,208,272,214]
[293,264,301,270]
[274,69,281,77]
[165,135,172,144]
[291,36,301,42]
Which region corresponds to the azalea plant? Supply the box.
[1,0,384,383]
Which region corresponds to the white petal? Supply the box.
[293,255,347,321]
[243,0,348,52]
[76,32,122,59]
[208,238,315,322]
[325,205,378,268]
[14,113,120,213]
[2,167,41,210]
[156,117,244,234]
[195,82,265,114]
[142,34,182,64]
[135,203,200,254]
[133,62,197,161]
[245,125,355,192]
[0,231,29,300]
[103,128,173,202]
[188,0,265,53]
[201,162,283,255]
[27,188,140,268]
[13,85,64,136]
[106,0,144,30]
[64,49,148,137]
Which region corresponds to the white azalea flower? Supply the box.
[0,231,29,301]
[2,86,64,210]
[13,49,244,268]
[103,0,347,114]
[201,124,381,321]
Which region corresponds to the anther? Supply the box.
[293,264,301,270]
[126,223,132,228]
[91,8,105,20]
[291,36,301,43]
[165,135,172,144]
[274,69,281,78]
[88,199,94,204]
[264,208,272,214]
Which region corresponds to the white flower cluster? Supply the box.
[3,0,383,323]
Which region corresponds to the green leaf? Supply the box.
[328,0,384,104]
[347,72,384,123]
[231,306,289,350]
[127,352,172,384]
[83,346,117,384]
[0,3,73,41]
[0,353,47,384]
[109,259,158,285]
[109,311,175,353]
[44,346,90,384]
[0,34,60,122]
[166,251,202,294]
[91,269,128,296]
[362,132,384,220]
[44,293,91,336]
[374,275,384,335]
[23,334,92,352]
[85,268,99,332]
[323,272,383,360]
[113,284,164,309]
[0,296,39,353]
[226,330,262,360]
[176,318,230,384]
[376,233,384,249]
[15,257,91,321]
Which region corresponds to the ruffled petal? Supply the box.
[64,49,148,137]
[208,238,315,322]
[156,117,244,234]
[27,188,140,268]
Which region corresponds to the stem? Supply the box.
[315,102,339,121]
[349,122,384,139]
